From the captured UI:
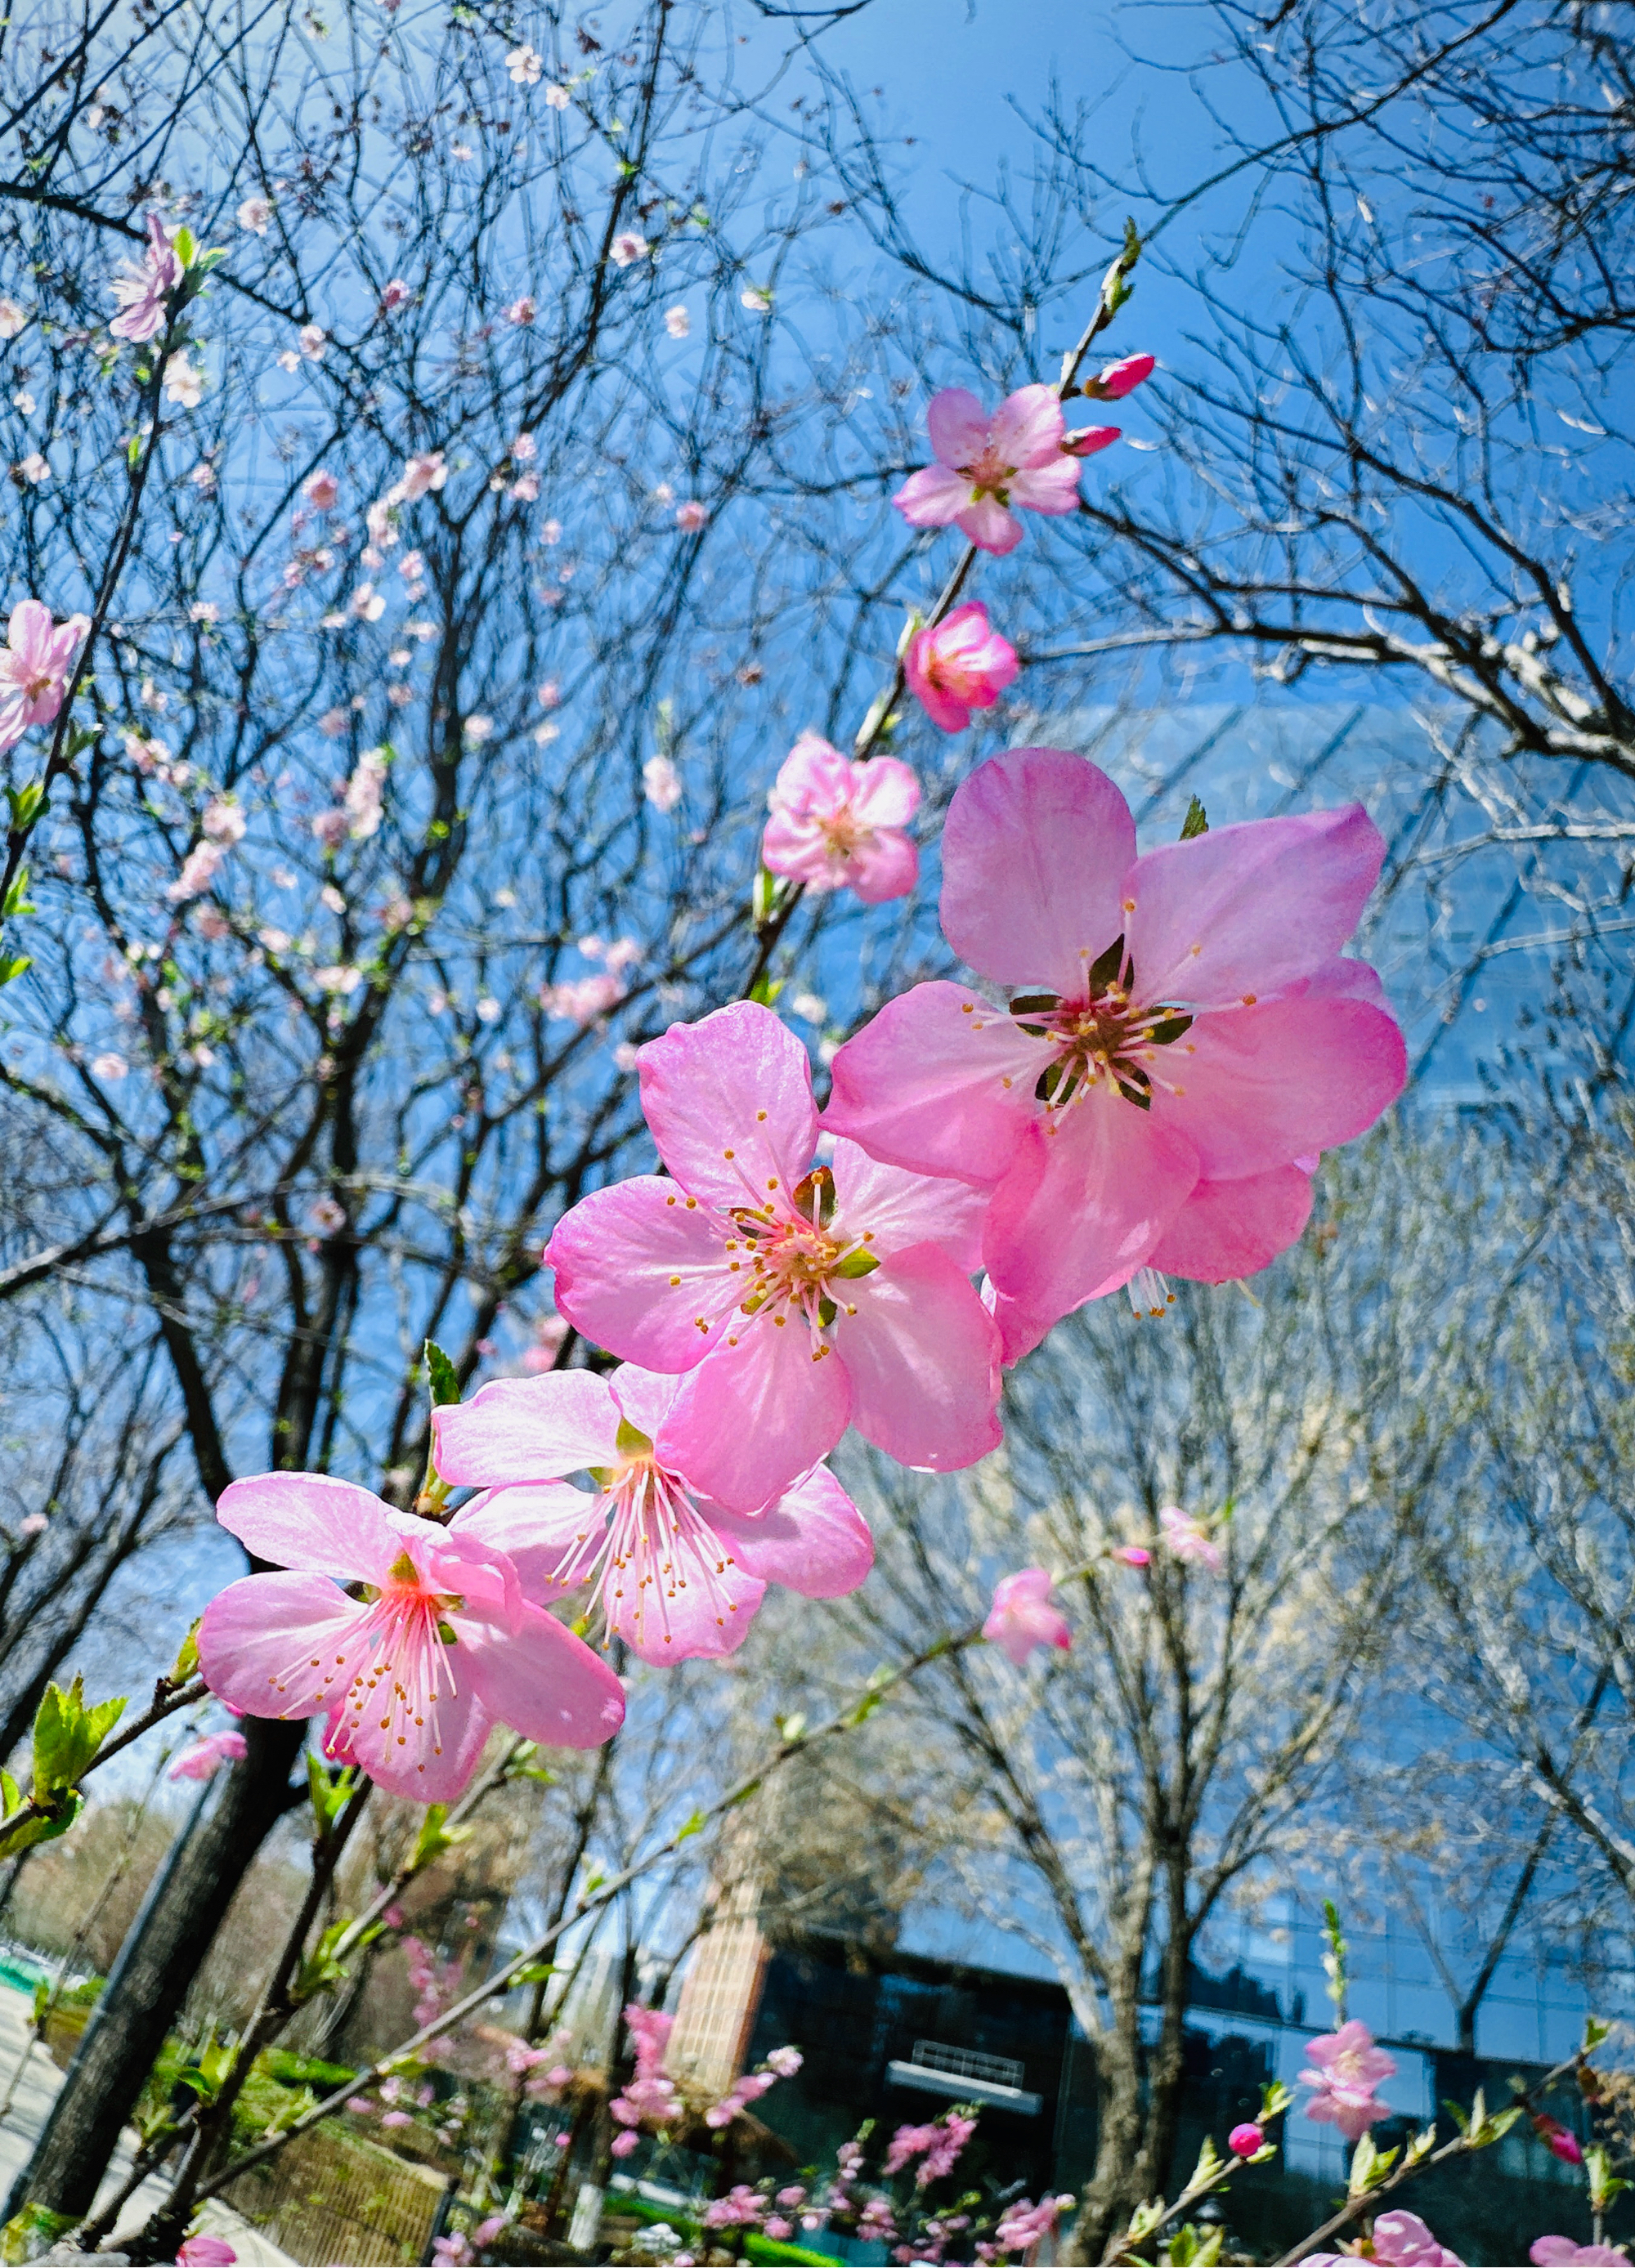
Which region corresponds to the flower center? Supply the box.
[819,810,867,859]
[959,442,1014,496]
[21,668,52,704]
[724,1168,878,1341]
[1008,937,1193,1114]
[547,1450,746,1651]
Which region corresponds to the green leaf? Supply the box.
[775,1711,807,1745]
[172,225,196,269]
[0,1770,17,1817]
[675,1809,707,1844]
[5,781,43,830]
[1180,796,1208,840]
[1187,2136,1222,2190]
[169,1617,201,1684]
[513,1961,557,1985]
[32,1675,125,1798]
[2,865,34,919]
[1584,2015,1610,2051]
[423,1339,461,1407]
[307,1756,360,1829]
[0,953,33,986]
[750,866,779,924]
[408,1801,473,1874]
[747,971,784,1008]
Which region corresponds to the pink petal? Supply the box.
[1157,995,1407,1178]
[547,1174,736,1370]
[838,1244,1001,1472]
[983,1098,1198,1323]
[607,1362,684,1439]
[770,732,853,818]
[451,1483,592,1600]
[199,1573,363,1720]
[338,1682,494,1803]
[982,1281,1057,1366]
[214,1471,398,1581]
[893,463,970,530]
[904,656,971,733]
[829,1135,990,1272]
[954,494,1024,553]
[940,749,1136,996]
[638,1002,818,1209]
[849,755,921,830]
[462,1604,626,1748]
[1006,457,1084,514]
[657,1317,854,1514]
[823,981,1041,1186]
[925,387,991,468]
[606,1527,766,1665]
[1123,806,1386,1009]
[843,828,919,904]
[710,1465,874,1597]
[432,1369,620,1485]
[988,383,1064,467]
[1147,1162,1315,1282]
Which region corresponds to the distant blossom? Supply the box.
[0,297,27,339]
[303,467,340,511]
[762,732,920,903]
[507,296,536,326]
[643,754,682,812]
[665,305,691,338]
[237,196,272,235]
[379,278,412,312]
[610,231,649,268]
[675,500,708,531]
[1159,1506,1223,1572]
[904,602,1018,732]
[109,212,181,343]
[0,601,89,752]
[169,1729,248,1782]
[983,1569,1072,1666]
[894,385,1084,556]
[298,324,326,360]
[544,83,571,110]
[506,42,543,83]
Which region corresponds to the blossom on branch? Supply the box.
[0,601,88,751]
[762,733,920,903]
[109,213,181,342]
[983,1569,1071,1666]
[893,387,1084,555]
[904,602,1018,733]
[168,1729,248,1781]
[1298,2019,1396,2141]
[545,1002,1002,1512]
[1158,1505,1222,1572]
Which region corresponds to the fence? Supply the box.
[225,2123,452,2266]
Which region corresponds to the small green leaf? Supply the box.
[675,1809,706,1843]
[1180,796,1208,840]
[2,865,34,919]
[775,1711,807,1745]
[1584,2015,1610,2051]
[32,1675,125,1797]
[0,953,33,986]
[5,781,43,829]
[747,971,784,1008]
[423,1339,461,1407]
[172,225,196,269]
[513,1961,558,1985]
[169,1617,201,1684]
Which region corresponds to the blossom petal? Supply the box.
[548,1175,735,1370]
[988,383,1064,467]
[839,1244,1001,1471]
[328,1689,495,1804]
[605,1528,766,1666]
[1147,1162,1315,1282]
[461,1604,626,1748]
[1007,457,1085,514]
[940,749,1136,995]
[824,981,1041,1186]
[954,494,1024,554]
[925,387,990,468]
[983,1097,1198,1322]
[638,1002,818,1208]
[451,1483,593,1600]
[432,1369,620,1485]
[1123,806,1386,1009]
[829,1134,990,1272]
[657,1317,853,1514]
[849,755,921,830]
[843,829,919,903]
[607,1362,684,1439]
[215,1472,398,1581]
[708,1465,873,1598]
[1157,995,1406,1178]
[893,463,970,530]
[199,1573,362,1720]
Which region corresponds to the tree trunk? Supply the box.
[0,1716,306,2230]
[1059,1996,1145,2266]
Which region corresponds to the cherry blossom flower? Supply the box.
[16,453,50,486]
[904,602,1018,732]
[1534,2115,1585,2164]
[665,305,691,339]
[705,2190,766,2231]
[512,472,540,502]
[741,285,771,313]
[464,714,494,743]
[298,324,326,360]
[303,468,340,510]
[110,213,181,343]
[167,839,227,902]
[169,1729,248,1781]
[1084,352,1155,401]
[544,83,571,109]
[983,1568,1071,1666]
[643,754,683,812]
[162,351,202,407]
[540,973,625,1023]
[176,2240,237,2267]
[544,1002,1002,1513]
[507,295,537,326]
[433,1364,873,1663]
[19,1514,48,1537]
[450,141,475,163]
[894,387,1084,556]
[91,1051,128,1081]
[237,196,272,235]
[993,2197,1074,2254]
[201,797,245,846]
[0,298,27,339]
[825,747,1406,1362]
[190,601,221,625]
[1367,2212,1465,2268]
[1228,2123,1264,2156]
[766,2047,803,2077]
[762,733,920,903]
[1299,2020,1397,2141]
[1531,2243,1629,2265]
[400,450,447,500]
[1159,1505,1223,1572]
[675,500,708,531]
[196,1471,625,1800]
[0,601,89,752]
[610,232,649,268]
[506,42,544,83]
[380,278,412,312]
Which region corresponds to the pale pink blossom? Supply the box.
[705,2189,765,2232]
[349,582,385,623]
[190,602,221,625]
[303,468,340,511]
[609,231,649,268]
[19,1514,48,1537]
[1369,2212,1464,2267]
[512,472,540,502]
[608,2129,640,2158]
[537,678,561,708]
[237,196,272,235]
[381,2108,412,2129]
[1084,352,1155,401]
[643,754,682,812]
[506,42,544,84]
[674,500,708,531]
[741,285,771,313]
[163,351,203,407]
[379,278,412,312]
[544,1002,1001,1512]
[201,797,245,845]
[435,1364,872,1663]
[318,708,349,739]
[540,973,624,1023]
[464,714,494,743]
[168,1729,249,1782]
[1299,2020,1397,2141]
[766,2046,803,2077]
[399,451,448,500]
[894,386,1085,555]
[665,305,691,339]
[825,748,1406,1362]
[298,324,326,360]
[904,602,1018,732]
[993,2197,1074,2254]
[1159,1505,1223,1572]
[0,601,89,752]
[0,298,27,339]
[176,2240,237,2267]
[345,745,388,839]
[544,83,571,110]
[91,1051,128,1081]
[513,433,537,463]
[541,517,563,544]
[311,807,350,850]
[197,1471,624,1800]
[167,839,226,901]
[983,1569,1071,1666]
[110,213,181,343]
[399,548,426,585]
[1531,2243,1630,2265]
[508,296,537,325]
[763,733,919,903]
[17,453,49,485]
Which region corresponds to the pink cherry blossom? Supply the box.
[168,1729,248,1781]
[1113,1544,1151,1567]
[168,839,226,902]
[644,754,683,812]
[993,2197,1073,2255]
[544,83,571,110]
[705,2189,766,2231]
[1531,2243,1629,2265]
[237,197,272,235]
[1534,2115,1585,2164]
[825,748,1406,1362]
[1369,2212,1464,2268]
[303,468,340,510]
[379,278,412,312]
[432,1362,873,1663]
[0,602,89,752]
[176,2239,237,2267]
[763,733,919,903]
[1228,2122,1263,2156]
[196,1471,625,1801]
[1158,1505,1223,1572]
[1085,352,1155,400]
[544,1002,1002,1512]
[298,324,326,361]
[893,386,1085,556]
[610,232,649,268]
[905,603,1018,733]
[675,500,708,531]
[506,42,544,84]
[399,451,448,500]
[540,973,624,1024]
[983,1569,1071,1666]
[766,2046,803,2076]
[0,298,27,339]
[665,305,691,339]
[1299,2020,1397,2141]
[507,296,537,325]
[109,213,181,343]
